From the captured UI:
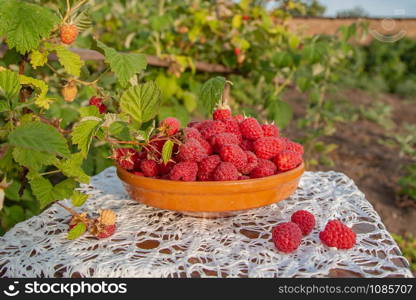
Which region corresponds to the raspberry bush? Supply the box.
[0,0,154,238]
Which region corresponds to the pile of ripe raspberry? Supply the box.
[272,210,356,253]
[113,106,303,182]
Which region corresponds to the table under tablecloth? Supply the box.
[0,167,412,277]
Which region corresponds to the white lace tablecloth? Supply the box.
[0,167,412,278]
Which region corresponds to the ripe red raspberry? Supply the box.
[319,220,356,249]
[158,161,175,175]
[140,159,159,177]
[147,139,165,157]
[184,127,202,140]
[60,24,78,45]
[197,155,221,181]
[240,139,254,151]
[178,138,208,162]
[291,210,315,236]
[253,137,284,159]
[242,15,250,21]
[89,96,107,114]
[199,120,226,139]
[274,150,302,171]
[239,117,263,140]
[285,141,304,155]
[196,137,213,155]
[223,118,243,142]
[184,128,213,155]
[250,159,277,178]
[133,171,144,176]
[169,161,198,181]
[160,117,180,136]
[113,148,140,170]
[272,222,303,253]
[234,48,241,56]
[238,175,250,180]
[234,114,245,122]
[96,224,116,239]
[210,132,240,151]
[241,151,258,174]
[187,121,203,129]
[213,108,232,121]
[213,162,239,181]
[218,144,247,172]
[261,124,279,137]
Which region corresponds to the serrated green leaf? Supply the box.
[162,140,174,165]
[29,173,77,209]
[120,81,161,123]
[0,0,59,54]
[0,69,20,102]
[13,147,58,171]
[28,175,54,209]
[96,40,147,88]
[109,121,130,140]
[19,75,52,109]
[200,76,226,114]
[9,121,70,157]
[73,9,92,33]
[67,222,86,240]
[29,50,49,69]
[45,43,84,77]
[71,191,88,207]
[79,106,101,118]
[55,152,90,184]
[53,178,77,200]
[71,120,101,157]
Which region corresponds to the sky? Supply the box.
[319,0,416,18]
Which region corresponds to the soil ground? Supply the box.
[283,88,416,236]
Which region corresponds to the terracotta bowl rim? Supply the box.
[116,162,305,187]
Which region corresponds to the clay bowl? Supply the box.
[116,162,304,218]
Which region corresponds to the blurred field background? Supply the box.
[1,0,415,272]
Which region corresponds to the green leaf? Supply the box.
[272,52,294,68]
[149,15,171,31]
[28,175,53,209]
[0,0,59,54]
[182,91,197,112]
[232,15,242,28]
[45,43,84,77]
[0,147,14,173]
[79,106,101,118]
[13,147,58,171]
[200,76,226,114]
[162,140,174,165]
[9,121,70,157]
[120,81,161,123]
[55,153,90,184]
[268,100,293,129]
[71,120,102,157]
[53,179,77,200]
[109,121,130,140]
[96,40,147,88]
[71,191,88,207]
[67,222,87,240]
[29,50,49,69]
[19,75,52,109]
[0,68,20,101]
